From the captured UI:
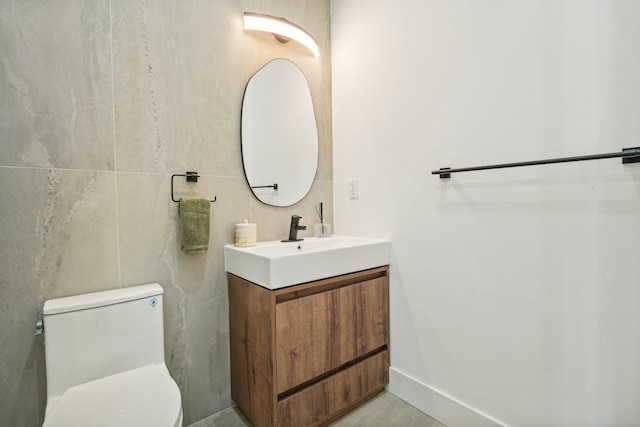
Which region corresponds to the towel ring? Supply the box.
[171,172,217,203]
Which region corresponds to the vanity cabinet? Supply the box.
[228,266,389,427]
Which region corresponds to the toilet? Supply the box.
[42,283,183,427]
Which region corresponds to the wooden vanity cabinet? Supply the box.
[228,266,389,427]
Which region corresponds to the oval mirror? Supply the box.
[241,59,318,207]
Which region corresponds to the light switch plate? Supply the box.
[348,178,359,200]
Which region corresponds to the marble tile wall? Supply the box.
[0,0,332,425]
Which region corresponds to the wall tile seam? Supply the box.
[0,166,247,180]
[107,0,121,288]
[0,165,116,173]
[115,171,248,179]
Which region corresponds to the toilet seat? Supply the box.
[43,364,182,427]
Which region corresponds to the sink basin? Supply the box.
[224,235,391,289]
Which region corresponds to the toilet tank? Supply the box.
[43,283,166,399]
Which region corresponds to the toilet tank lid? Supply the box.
[43,283,163,315]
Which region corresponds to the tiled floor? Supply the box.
[189,392,446,427]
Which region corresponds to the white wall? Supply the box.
[331,1,640,426]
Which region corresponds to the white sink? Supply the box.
[224,235,391,289]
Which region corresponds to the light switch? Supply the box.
[348,178,359,200]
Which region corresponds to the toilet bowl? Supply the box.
[42,284,183,427]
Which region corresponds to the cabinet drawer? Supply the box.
[276,276,388,393]
[277,350,389,427]
[338,277,388,362]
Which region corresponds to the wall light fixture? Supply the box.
[244,12,319,57]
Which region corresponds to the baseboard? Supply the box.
[387,367,508,427]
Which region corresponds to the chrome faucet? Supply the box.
[282,215,306,242]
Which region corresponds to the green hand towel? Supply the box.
[179,198,210,254]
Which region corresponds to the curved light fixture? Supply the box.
[244,12,319,57]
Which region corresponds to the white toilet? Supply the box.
[42,283,183,427]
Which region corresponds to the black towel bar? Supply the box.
[432,147,640,179]
[171,172,217,203]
